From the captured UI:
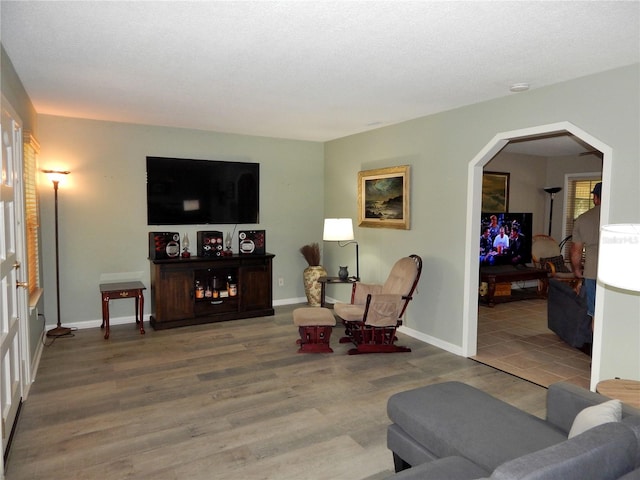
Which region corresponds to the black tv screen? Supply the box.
[146,156,259,225]
[480,212,533,266]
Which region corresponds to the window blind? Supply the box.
[23,133,40,298]
[563,177,601,259]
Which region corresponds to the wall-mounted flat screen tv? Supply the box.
[146,156,259,225]
[480,212,533,266]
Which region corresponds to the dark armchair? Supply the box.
[547,278,592,352]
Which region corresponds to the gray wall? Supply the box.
[484,152,548,234]
[1,45,37,132]
[37,116,324,323]
[324,64,640,382]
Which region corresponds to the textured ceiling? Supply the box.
[2,1,639,143]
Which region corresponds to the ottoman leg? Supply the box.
[297,326,333,353]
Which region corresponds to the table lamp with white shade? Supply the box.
[323,218,359,281]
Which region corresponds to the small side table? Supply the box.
[99,281,146,340]
[596,379,640,409]
[318,276,358,308]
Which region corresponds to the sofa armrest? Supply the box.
[546,382,617,433]
[387,456,489,480]
[491,422,637,480]
[547,279,591,348]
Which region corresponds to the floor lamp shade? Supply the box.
[598,224,640,292]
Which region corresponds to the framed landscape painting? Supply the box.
[482,171,510,213]
[358,165,410,229]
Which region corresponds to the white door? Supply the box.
[1,99,28,476]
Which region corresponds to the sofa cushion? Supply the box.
[388,456,490,480]
[387,382,567,472]
[491,422,638,480]
[568,399,622,438]
[546,382,640,434]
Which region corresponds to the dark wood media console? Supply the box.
[149,253,275,329]
[480,265,548,307]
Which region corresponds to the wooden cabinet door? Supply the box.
[239,264,272,311]
[155,267,194,321]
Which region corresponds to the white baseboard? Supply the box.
[46,317,125,331]
[23,331,45,399]
[273,297,307,306]
[47,297,310,332]
[398,325,464,356]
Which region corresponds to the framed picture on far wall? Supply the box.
[482,171,510,213]
[358,165,410,229]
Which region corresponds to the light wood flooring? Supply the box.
[6,304,550,480]
[473,297,591,389]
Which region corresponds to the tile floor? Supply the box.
[473,296,591,389]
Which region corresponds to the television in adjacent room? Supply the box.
[479,212,533,266]
[146,156,259,225]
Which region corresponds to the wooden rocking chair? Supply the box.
[531,234,581,292]
[334,255,422,355]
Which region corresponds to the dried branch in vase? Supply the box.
[300,243,321,266]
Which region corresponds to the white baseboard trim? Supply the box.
[46,317,125,331]
[273,297,307,306]
[398,325,464,356]
[46,297,311,332]
[30,331,44,378]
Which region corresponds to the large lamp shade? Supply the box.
[598,224,640,292]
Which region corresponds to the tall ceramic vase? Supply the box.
[303,265,327,307]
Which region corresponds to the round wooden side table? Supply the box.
[596,379,640,409]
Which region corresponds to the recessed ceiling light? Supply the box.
[510,83,530,93]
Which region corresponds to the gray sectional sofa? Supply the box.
[386,381,640,479]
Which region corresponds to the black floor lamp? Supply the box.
[43,169,72,337]
[543,186,562,237]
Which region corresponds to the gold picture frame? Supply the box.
[482,171,510,213]
[358,165,410,229]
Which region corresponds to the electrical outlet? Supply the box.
[278,277,284,287]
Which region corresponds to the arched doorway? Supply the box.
[462,121,612,389]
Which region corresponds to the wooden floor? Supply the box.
[6,304,548,480]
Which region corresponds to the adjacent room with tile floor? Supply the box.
[472,296,591,389]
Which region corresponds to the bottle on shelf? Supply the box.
[195,280,204,299]
[227,274,238,297]
[212,276,220,299]
[204,281,212,298]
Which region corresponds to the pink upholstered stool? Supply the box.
[293,307,336,353]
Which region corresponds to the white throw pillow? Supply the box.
[568,399,622,438]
